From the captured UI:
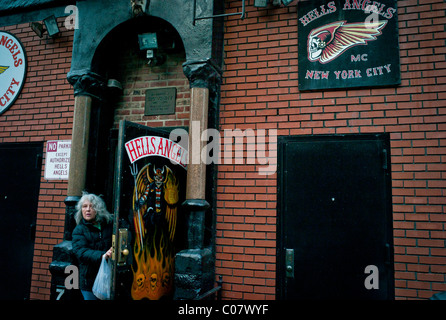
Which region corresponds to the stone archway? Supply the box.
[50,0,223,300]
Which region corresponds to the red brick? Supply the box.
[217,0,446,300]
[0,21,74,300]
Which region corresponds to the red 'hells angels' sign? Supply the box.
[298,0,400,91]
[0,31,26,115]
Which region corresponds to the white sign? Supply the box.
[45,140,71,180]
[0,31,26,115]
[125,136,188,169]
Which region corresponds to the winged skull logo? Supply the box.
[307,20,387,64]
[0,66,8,75]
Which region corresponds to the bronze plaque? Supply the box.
[144,87,176,116]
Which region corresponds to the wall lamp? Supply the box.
[254,0,295,7]
[254,0,268,7]
[30,15,60,38]
[138,32,165,66]
[281,0,294,5]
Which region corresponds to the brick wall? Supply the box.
[0,20,74,300]
[1,0,444,301]
[114,48,190,129]
[217,0,446,299]
[0,19,188,300]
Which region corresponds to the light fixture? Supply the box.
[138,33,165,66]
[107,79,123,91]
[254,0,268,7]
[272,0,295,6]
[256,0,295,8]
[280,0,294,6]
[43,15,60,38]
[30,15,60,38]
[30,22,45,38]
[138,33,158,50]
[107,79,123,99]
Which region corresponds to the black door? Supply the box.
[0,142,42,300]
[277,134,393,300]
[111,121,188,300]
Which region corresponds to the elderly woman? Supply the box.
[72,192,113,300]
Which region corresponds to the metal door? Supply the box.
[111,121,188,300]
[277,134,393,299]
[0,142,42,300]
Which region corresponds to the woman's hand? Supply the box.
[103,247,113,259]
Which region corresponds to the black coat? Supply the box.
[72,218,113,291]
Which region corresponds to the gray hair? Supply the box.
[74,192,113,225]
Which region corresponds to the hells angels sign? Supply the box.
[298,0,400,90]
[0,31,26,114]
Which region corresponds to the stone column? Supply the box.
[182,59,221,248]
[67,95,92,198]
[63,72,106,238]
[49,72,106,300]
[174,60,221,300]
[186,87,209,201]
[63,94,92,241]
[184,87,209,250]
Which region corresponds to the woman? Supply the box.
[72,192,113,300]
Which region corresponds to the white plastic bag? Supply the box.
[92,256,112,300]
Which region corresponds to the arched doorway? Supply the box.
[50,1,223,300]
[86,16,188,209]
[88,17,190,300]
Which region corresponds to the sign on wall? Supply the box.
[44,140,71,180]
[298,0,400,91]
[144,87,177,116]
[0,31,26,115]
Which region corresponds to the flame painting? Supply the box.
[130,163,179,300]
[131,228,174,300]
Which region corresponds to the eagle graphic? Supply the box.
[0,66,8,74]
[307,20,387,64]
